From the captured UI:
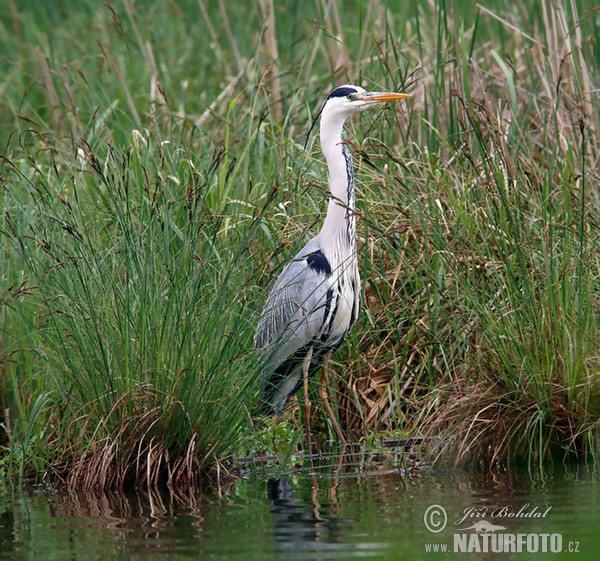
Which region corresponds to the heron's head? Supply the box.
[323,84,411,118]
[308,84,411,151]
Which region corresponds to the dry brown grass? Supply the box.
[43,389,210,490]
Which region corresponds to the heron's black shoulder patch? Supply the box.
[306,250,331,275]
[328,86,359,100]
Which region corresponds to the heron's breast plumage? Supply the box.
[317,240,360,343]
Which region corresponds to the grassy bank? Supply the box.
[1,0,598,488]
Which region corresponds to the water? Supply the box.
[1,454,599,560]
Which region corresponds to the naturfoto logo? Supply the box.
[423,503,580,554]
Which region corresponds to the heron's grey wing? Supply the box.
[254,250,334,371]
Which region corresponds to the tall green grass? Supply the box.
[2,122,268,487]
[325,0,600,466]
[0,0,598,487]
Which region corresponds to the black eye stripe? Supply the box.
[327,86,359,100]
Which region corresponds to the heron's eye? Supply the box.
[347,94,354,101]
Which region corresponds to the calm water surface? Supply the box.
[1,454,598,560]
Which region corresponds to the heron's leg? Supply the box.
[319,350,346,444]
[302,346,314,461]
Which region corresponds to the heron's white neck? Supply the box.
[318,111,356,250]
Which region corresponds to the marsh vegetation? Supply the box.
[0,0,598,488]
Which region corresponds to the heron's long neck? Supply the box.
[319,118,356,252]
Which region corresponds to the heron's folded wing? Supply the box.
[254,256,333,359]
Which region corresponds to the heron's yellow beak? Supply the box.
[361,92,412,103]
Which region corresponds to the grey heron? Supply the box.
[255,84,411,425]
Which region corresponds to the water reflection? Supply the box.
[267,477,389,559]
[0,459,599,560]
[0,487,207,559]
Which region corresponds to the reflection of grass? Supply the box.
[0,0,598,487]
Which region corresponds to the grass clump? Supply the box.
[2,125,263,488]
